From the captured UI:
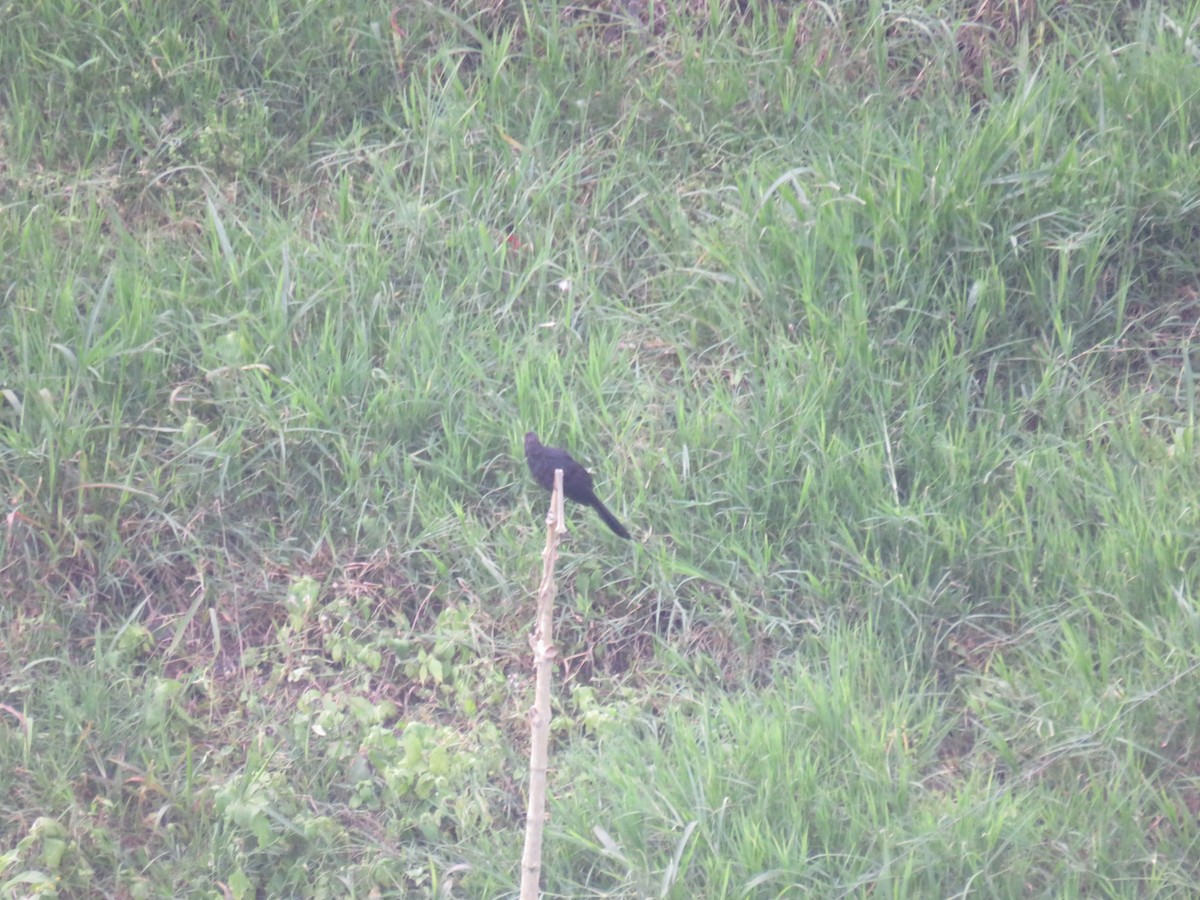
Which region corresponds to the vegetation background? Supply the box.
[2,0,1199,896]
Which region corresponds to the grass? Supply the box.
[3,0,1200,896]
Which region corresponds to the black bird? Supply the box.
[524,431,631,539]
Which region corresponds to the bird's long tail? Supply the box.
[590,498,631,540]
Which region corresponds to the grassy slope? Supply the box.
[2,1,1199,896]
